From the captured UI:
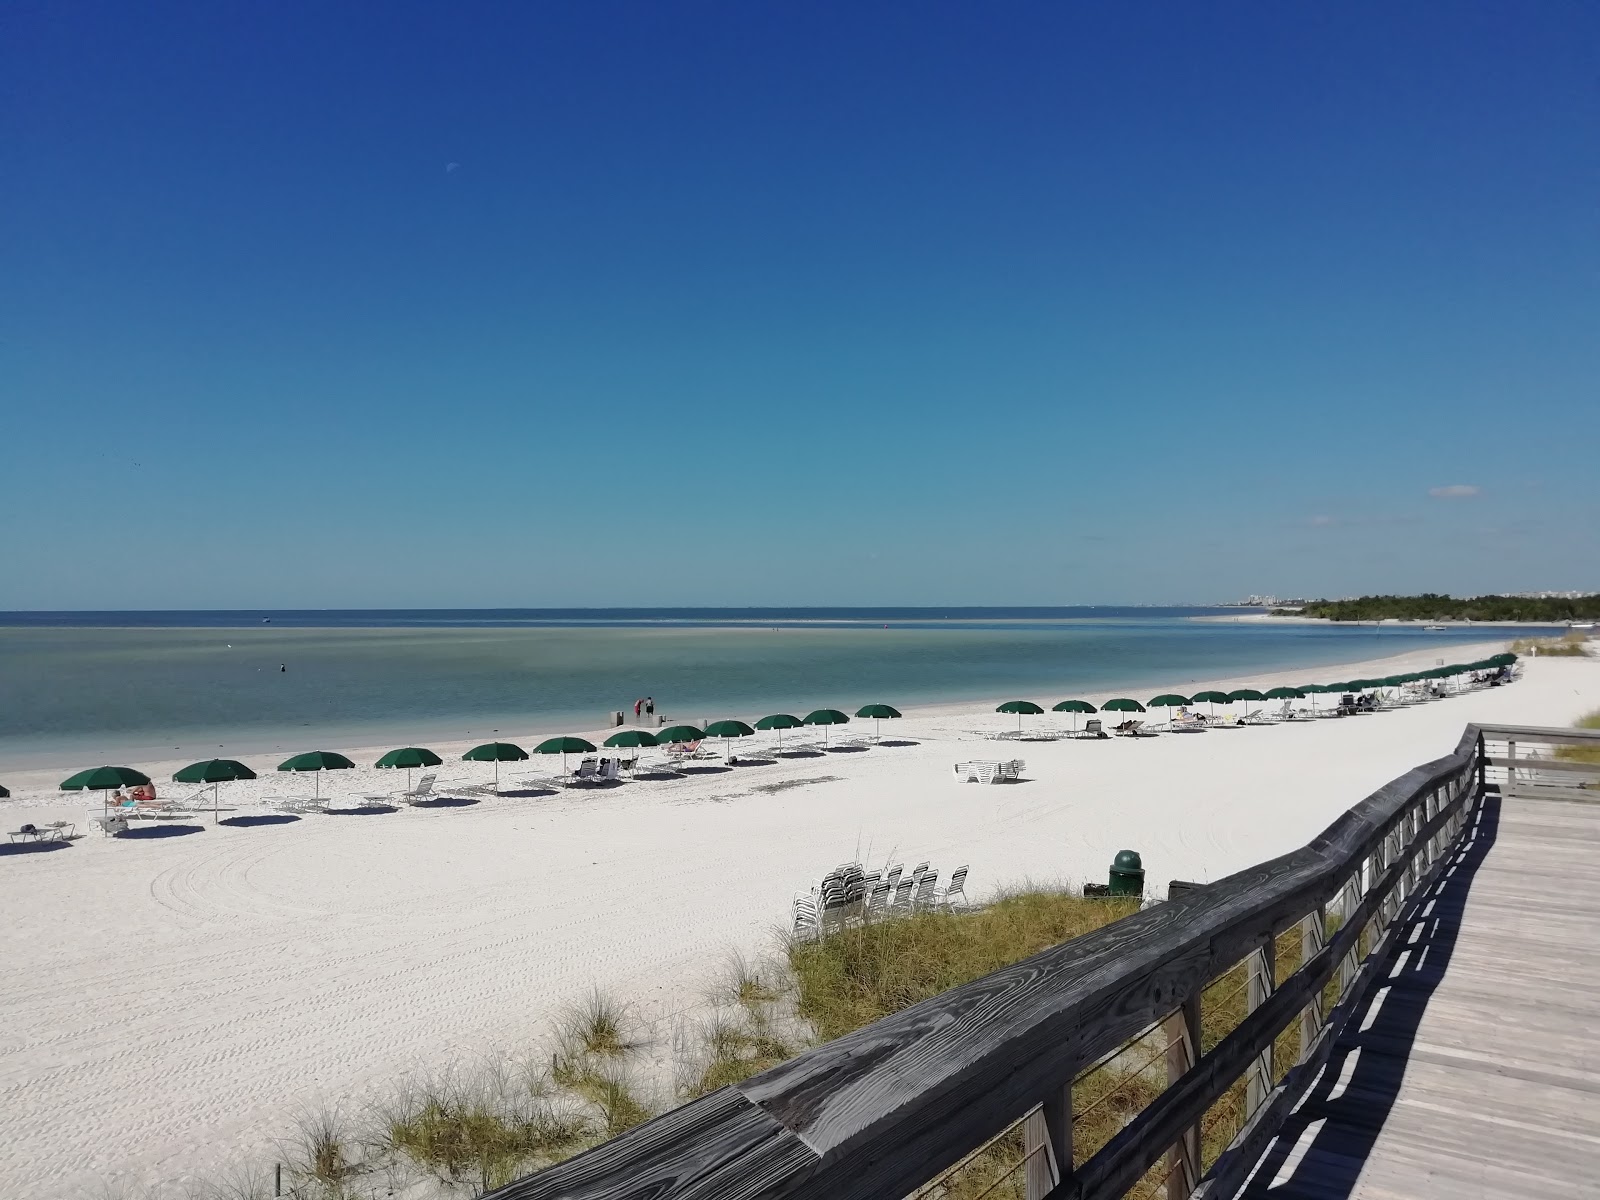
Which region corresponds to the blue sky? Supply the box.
[3,1,1596,608]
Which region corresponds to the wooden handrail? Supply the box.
[484,722,1559,1200]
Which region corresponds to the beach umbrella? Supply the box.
[374,747,443,791]
[61,765,151,792]
[1227,689,1266,719]
[461,741,528,794]
[1295,683,1332,714]
[1264,686,1303,700]
[277,750,355,799]
[704,720,755,758]
[855,703,902,741]
[62,765,155,822]
[656,724,707,743]
[174,758,256,823]
[1191,689,1230,717]
[1053,699,1096,731]
[755,713,804,754]
[603,729,658,749]
[803,708,851,747]
[534,736,598,774]
[1148,694,1190,728]
[996,699,1044,733]
[1101,698,1145,718]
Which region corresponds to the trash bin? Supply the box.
[1108,849,1145,897]
[608,710,624,727]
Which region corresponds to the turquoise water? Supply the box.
[0,610,1538,768]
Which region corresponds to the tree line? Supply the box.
[1276,594,1600,622]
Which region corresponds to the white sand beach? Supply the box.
[2,644,1596,1197]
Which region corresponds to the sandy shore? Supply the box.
[2,642,1596,1196]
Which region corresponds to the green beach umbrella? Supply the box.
[62,765,156,824]
[1227,688,1266,719]
[755,713,803,753]
[374,746,443,790]
[1102,698,1145,712]
[174,758,256,823]
[535,736,598,773]
[1148,694,1190,729]
[1191,689,1230,716]
[277,750,355,799]
[603,729,658,749]
[704,719,755,739]
[803,708,850,747]
[855,703,902,740]
[996,699,1044,732]
[656,724,706,744]
[461,741,528,793]
[1264,686,1303,700]
[61,765,151,792]
[1053,699,1096,731]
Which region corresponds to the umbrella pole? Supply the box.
[214,782,219,825]
[494,758,501,794]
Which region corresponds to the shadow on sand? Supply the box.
[0,839,75,856]
[412,797,480,808]
[325,803,399,816]
[118,824,205,839]
[221,814,301,828]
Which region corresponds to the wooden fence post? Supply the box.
[1163,996,1202,1198]
[1298,907,1326,1064]
[1245,939,1275,1114]
[1025,1084,1071,1200]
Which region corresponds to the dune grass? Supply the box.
[1556,708,1600,767]
[1511,631,1592,657]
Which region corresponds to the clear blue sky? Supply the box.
[4,2,1596,608]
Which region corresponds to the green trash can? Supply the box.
[1108,849,1145,897]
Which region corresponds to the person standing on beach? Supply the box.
[633,698,642,719]
[645,696,654,717]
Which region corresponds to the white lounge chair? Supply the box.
[400,773,439,803]
[999,760,1025,781]
[938,866,970,911]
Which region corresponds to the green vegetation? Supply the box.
[1511,631,1593,657]
[1557,709,1600,768]
[1278,593,1600,622]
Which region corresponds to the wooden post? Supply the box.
[1163,996,1201,1199]
[1298,907,1327,1064]
[1506,738,1517,798]
[1025,1084,1071,1200]
[1245,939,1275,1114]
[1338,875,1359,998]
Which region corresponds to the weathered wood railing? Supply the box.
[487,724,1493,1200]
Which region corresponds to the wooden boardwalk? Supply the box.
[1240,791,1600,1199]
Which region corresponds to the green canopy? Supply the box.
[1324,682,1350,692]
[277,751,355,799]
[704,720,755,739]
[1378,676,1405,688]
[996,700,1044,714]
[1102,698,1145,712]
[803,708,850,747]
[604,729,658,749]
[1191,690,1230,704]
[174,758,255,783]
[61,765,152,791]
[1226,689,1266,702]
[755,713,803,730]
[804,709,850,725]
[1148,694,1190,707]
[854,704,902,740]
[1052,698,1096,731]
[535,736,597,755]
[1263,686,1303,700]
[461,741,528,793]
[656,725,706,744]
[535,735,597,773]
[375,747,443,770]
[174,758,256,823]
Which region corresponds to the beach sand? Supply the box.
[2,643,1596,1196]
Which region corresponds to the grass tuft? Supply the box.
[1557,708,1600,768]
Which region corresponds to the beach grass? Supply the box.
[1557,708,1600,766]
[1511,631,1592,657]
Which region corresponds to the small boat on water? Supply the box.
[1423,624,1447,631]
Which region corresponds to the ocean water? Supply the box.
[0,609,1542,767]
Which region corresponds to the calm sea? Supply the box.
[0,609,1543,768]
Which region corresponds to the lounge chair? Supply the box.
[911,870,939,912]
[89,815,130,836]
[938,866,970,911]
[7,823,44,843]
[1113,719,1149,737]
[1074,719,1108,740]
[999,759,1025,781]
[791,896,820,940]
[953,760,1003,784]
[399,773,439,804]
[890,877,915,915]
